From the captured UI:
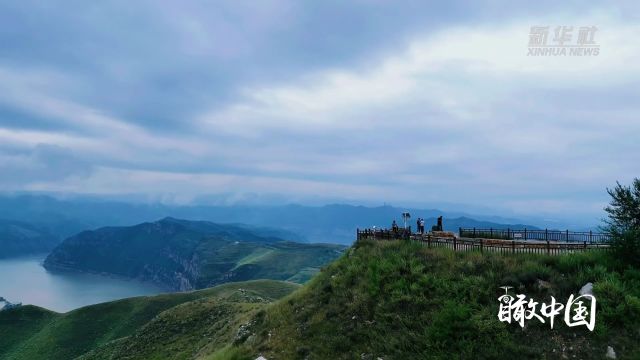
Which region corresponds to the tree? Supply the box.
[604,178,640,234]
[605,178,640,267]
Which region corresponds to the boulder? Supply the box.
[606,346,616,359]
[536,279,552,291]
[579,282,593,296]
[234,320,256,344]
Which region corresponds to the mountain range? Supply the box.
[0,194,540,257]
[0,220,61,258]
[44,217,345,291]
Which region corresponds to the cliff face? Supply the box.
[44,217,345,291]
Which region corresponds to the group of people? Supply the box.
[416,218,426,234]
[390,218,427,234]
[390,216,443,234]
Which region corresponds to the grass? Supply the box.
[81,300,259,359]
[0,280,299,360]
[232,248,275,269]
[195,241,345,289]
[0,305,58,356]
[4,239,640,359]
[226,239,640,359]
[45,219,346,292]
[205,242,344,288]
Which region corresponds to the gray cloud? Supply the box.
[0,1,638,224]
[0,144,92,187]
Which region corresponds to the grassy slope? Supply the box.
[5,239,640,360]
[81,299,259,360]
[224,239,640,360]
[195,241,345,289]
[0,280,299,360]
[0,306,58,355]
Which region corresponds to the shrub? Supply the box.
[610,228,640,268]
[604,178,640,268]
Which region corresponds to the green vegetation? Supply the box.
[227,239,640,359]
[4,237,640,359]
[605,178,640,268]
[44,217,344,290]
[0,306,58,355]
[0,280,299,360]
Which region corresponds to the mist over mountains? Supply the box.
[0,219,61,258]
[0,193,547,249]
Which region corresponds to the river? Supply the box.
[0,254,164,312]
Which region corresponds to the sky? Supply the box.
[0,1,638,223]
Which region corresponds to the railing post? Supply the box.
[454,236,457,251]
[507,228,511,239]
[428,234,432,248]
[473,227,476,238]
[566,229,569,242]
[545,229,548,241]
[524,228,527,241]
[512,240,515,254]
[459,227,462,238]
[490,228,493,238]
[480,239,483,253]
[584,241,587,250]
[546,240,550,255]
[590,230,593,243]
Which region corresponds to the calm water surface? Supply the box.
[0,254,164,312]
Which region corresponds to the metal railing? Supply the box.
[356,227,412,241]
[458,227,611,244]
[356,228,610,254]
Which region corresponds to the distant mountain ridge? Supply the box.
[0,219,61,258]
[0,194,541,245]
[44,218,345,291]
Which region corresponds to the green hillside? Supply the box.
[0,280,299,360]
[226,239,640,359]
[44,218,345,290]
[4,239,640,359]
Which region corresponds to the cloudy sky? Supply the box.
[0,1,638,222]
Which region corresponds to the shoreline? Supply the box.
[0,256,172,312]
[42,261,175,293]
